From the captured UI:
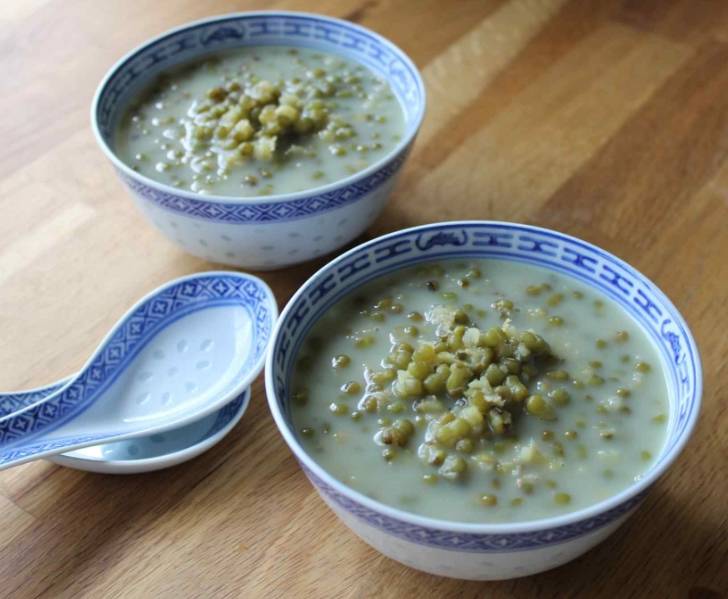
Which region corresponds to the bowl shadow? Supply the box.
[347,485,725,596]
[484,487,723,596]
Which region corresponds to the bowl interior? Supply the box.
[95,12,425,153]
[268,221,701,525]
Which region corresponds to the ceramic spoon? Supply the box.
[0,271,276,470]
[0,380,250,474]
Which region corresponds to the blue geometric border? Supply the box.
[0,379,69,418]
[118,149,408,223]
[208,390,247,436]
[0,274,273,462]
[0,432,118,465]
[304,465,647,552]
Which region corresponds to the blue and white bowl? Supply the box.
[91,12,426,270]
[265,221,702,580]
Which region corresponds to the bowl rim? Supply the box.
[90,10,426,205]
[265,220,703,535]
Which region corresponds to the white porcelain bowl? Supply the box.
[265,221,702,580]
[91,12,426,270]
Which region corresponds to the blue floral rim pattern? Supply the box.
[94,13,425,224]
[0,275,272,464]
[268,222,701,551]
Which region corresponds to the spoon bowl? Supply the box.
[0,271,276,469]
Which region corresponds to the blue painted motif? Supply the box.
[0,380,68,418]
[337,253,371,282]
[304,465,647,552]
[600,264,635,295]
[117,151,407,224]
[94,14,425,224]
[0,381,247,446]
[471,230,513,248]
[517,235,558,257]
[414,230,468,251]
[270,222,702,552]
[207,391,247,436]
[374,238,413,262]
[0,275,272,464]
[0,433,116,464]
[660,319,684,364]
[562,246,598,273]
[309,274,337,307]
[634,289,662,324]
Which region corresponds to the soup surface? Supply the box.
[291,260,669,523]
[115,46,405,197]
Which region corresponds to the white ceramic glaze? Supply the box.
[265,221,702,580]
[320,490,635,580]
[51,387,249,474]
[0,271,276,470]
[91,12,426,270]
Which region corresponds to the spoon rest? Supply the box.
[0,271,276,469]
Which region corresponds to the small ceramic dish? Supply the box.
[265,221,702,580]
[52,388,249,474]
[91,12,426,270]
[0,380,249,474]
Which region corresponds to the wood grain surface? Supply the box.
[1,1,726,597]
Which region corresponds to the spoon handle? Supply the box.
[0,377,101,467]
[0,381,114,469]
[0,377,72,417]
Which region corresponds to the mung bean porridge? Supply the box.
[114,46,405,197]
[291,259,669,523]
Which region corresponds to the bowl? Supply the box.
[265,221,702,580]
[91,12,426,270]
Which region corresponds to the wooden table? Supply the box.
[1,1,726,597]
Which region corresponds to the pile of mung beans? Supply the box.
[175,66,361,183]
[345,300,570,482]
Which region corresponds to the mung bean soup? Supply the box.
[114,46,405,197]
[291,260,668,523]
